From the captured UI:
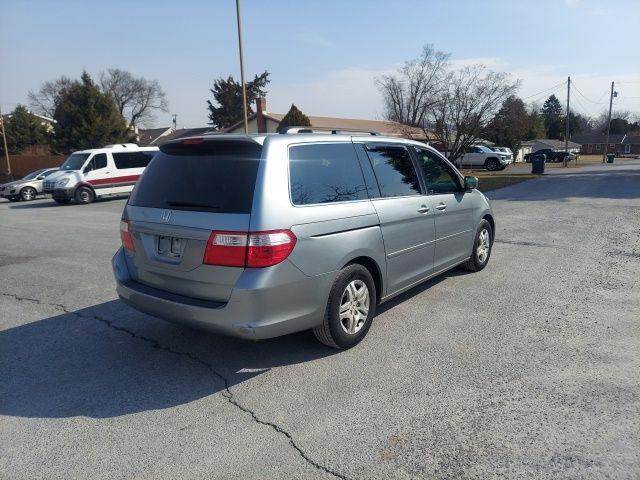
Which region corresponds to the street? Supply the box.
[1,161,639,479]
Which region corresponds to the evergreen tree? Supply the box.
[277,104,312,133]
[525,110,546,140]
[1,105,50,154]
[485,96,529,157]
[206,71,270,129]
[541,94,564,139]
[53,72,131,153]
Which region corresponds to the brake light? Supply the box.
[203,231,248,266]
[120,220,135,251]
[203,229,296,268]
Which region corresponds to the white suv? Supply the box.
[44,144,158,204]
[457,145,512,171]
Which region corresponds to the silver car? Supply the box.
[0,168,59,201]
[113,132,495,349]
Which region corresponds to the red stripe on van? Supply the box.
[86,174,140,186]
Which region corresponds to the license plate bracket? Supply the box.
[157,235,183,258]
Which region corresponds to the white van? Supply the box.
[44,144,158,204]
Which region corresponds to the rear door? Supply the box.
[361,143,435,294]
[413,147,475,271]
[123,139,262,303]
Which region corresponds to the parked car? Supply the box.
[113,131,495,349]
[524,149,575,163]
[491,146,514,160]
[44,144,158,204]
[0,168,59,201]
[457,145,512,171]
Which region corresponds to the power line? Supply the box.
[521,80,567,101]
[571,82,608,105]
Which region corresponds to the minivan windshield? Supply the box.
[60,153,90,171]
[129,140,262,213]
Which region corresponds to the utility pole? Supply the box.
[172,114,177,130]
[0,104,11,179]
[603,81,615,163]
[564,76,570,167]
[235,0,249,134]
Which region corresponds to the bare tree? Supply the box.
[99,69,168,127]
[430,65,520,162]
[376,45,449,130]
[28,76,74,118]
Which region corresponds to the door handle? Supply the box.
[435,203,447,211]
[417,205,430,214]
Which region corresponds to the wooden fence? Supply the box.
[2,154,66,180]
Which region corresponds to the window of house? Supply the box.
[289,143,368,205]
[595,144,601,151]
[364,145,421,198]
[625,144,631,154]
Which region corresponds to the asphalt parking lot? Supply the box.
[1,161,639,479]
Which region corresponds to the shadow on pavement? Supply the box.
[0,299,337,419]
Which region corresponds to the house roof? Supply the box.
[156,127,218,144]
[225,110,427,138]
[572,133,626,144]
[137,127,173,146]
[622,135,640,144]
[526,138,581,149]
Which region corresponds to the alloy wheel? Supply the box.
[338,279,370,335]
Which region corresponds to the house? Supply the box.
[225,97,428,140]
[572,133,640,156]
[136,127,174,146]
[622,135,640,156]
[516,138,580,161]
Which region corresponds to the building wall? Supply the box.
[227,117,279,134]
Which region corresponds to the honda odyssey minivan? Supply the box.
[113,131,494,349]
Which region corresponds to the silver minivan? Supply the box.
[113,131,494,349]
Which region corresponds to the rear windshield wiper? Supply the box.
[166,201,221,210]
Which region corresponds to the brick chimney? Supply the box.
[256,97,267,133]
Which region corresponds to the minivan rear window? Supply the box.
[128,140,262,213]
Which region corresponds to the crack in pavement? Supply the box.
[0,291,349,480]
[494,238,564,249]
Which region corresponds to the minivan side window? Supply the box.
[364,146,421,198]
[289,143,368,205]
[414,148,461,194]
[84,153,107,173]
[113,151,155,169]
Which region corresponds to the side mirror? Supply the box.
[83,164,93,174]
[37,175,45,180]
[464,176,478,190]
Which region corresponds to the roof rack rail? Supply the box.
[281,126,379,136]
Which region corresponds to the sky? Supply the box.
[1,0,639,128]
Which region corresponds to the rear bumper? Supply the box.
[112,247,334,340]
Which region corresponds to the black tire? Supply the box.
[20,186,37,201]
[461,219,493,272]
[313,264,377,349]
[8,197,20,202]
[53,198,71,204]
[74,186,94,204]
[485,158,499,171]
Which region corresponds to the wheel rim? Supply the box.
[477,228,491,263]
[23,188,34,200]
[80,191,89,202]
[339,279,370,335]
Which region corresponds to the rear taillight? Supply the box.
[120,220,135,251]
[203,229,296,268]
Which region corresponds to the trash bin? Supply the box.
[606,153,615,163]
[531,154,545,174]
